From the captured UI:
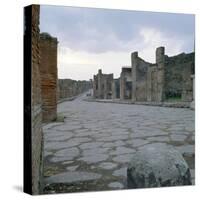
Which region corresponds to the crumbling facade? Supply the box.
[39,33,58,122]
[58,79,92,99]
[93,47,194,103]
[93,69,113,99]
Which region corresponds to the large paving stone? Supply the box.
[110,147,136,155]
[112,154,134,163]
[66,165,79,171]
[44,171,102,184]
[79,142,103,150]
[170,134,187,142]
[45,134,74,142]
[82,147,109,156]
[98,162,118,170]
[146,136,169,143]
[79,154,109,164]
[44,141,75,151]
[127,139,149,147]
[97,135,129,142]
[108,182,124,189]
[127,144,191,188]
[50,147,80,163]
[55,147,79,157]
[113,167,127,177]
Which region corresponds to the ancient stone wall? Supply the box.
[29,5,43,194]
[39,33,58,122]
[59,79,91,99]
[131,52,151,101]
[165,52,194,101]
[136,58,150,101]
[93,47,194,103]
[120,67,132,100]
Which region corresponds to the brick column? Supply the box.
[39,33,58,122]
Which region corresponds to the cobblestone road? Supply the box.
[42,93,195,193]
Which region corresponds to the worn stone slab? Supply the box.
[44,141,75,151]
[170,134,187,142]
[108,182,124,189]
[55,147,79,157]
[45,133,74,142]
[112,154,134,163]
[79,142,103,150]
[146,136,169,142]
[44,171,102,184]
[66,165,79,171]
[79,154,109,164]
[110,147,136,155]
[98,162,118,170]
[113,167,127,177]
[82,148,109,156]
[97,135,129,142]
[127,139,149,147]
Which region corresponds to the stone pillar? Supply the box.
[98,69,102,98]
[104,78,108,99]
[93,75,97,98]
[120,72,126,100]
[112,80,116,99]
[146,68,152,102]
[39,33,58,122]
[156,47,165,102]
[131,52,138,102]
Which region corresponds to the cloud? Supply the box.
[40,6,194,54]
[40,5,195,80]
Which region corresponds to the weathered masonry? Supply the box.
[58,79,92,99]
[93,69,113,99]
[131,47,194,102]
[93,47,194,103]
[39,33,58,122]
[120,67,132,100]
[24,5,43,194]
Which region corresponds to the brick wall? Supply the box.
[30,5,43,194]
[39,33,58,122]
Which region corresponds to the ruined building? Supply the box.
[93,69,113,99]
[131,47,194,102]
[39,33,58,122]
[58,79,92,99]
[93,47,194,103]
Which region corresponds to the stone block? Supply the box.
[127,144,191,188]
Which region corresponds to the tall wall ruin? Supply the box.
[24,5,43,194]
[39,33,58,122]
[164,52,194,101]
[93,47,194,103]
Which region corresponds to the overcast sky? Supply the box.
[40,5,195,81]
